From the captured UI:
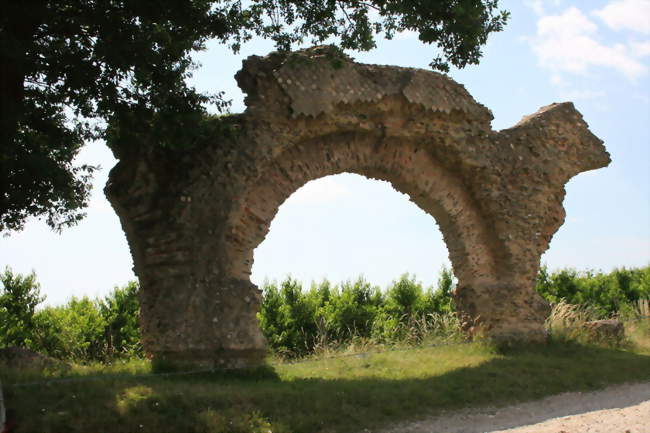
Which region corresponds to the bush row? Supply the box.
[258,265,650,357]
[1,265,648,362]
[535,265,650,318]
[258,270,457,357]
[0,267,142,362]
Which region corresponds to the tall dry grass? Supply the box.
[546,299,650,350]
[626,299,650,351]
[301,311,466,360]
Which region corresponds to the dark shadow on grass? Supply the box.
[5,342,650,433]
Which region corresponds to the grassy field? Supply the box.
[3,338,650,433]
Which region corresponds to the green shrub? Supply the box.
[384,274,422,317]
[536,265,650,316]
[317,277,382,343]
[428,266,456,314]
[0,267,44,348]
[100,281,143,359]
[5,264,648,363]
[1,267,142,362]
[258,272,458,357]
[257,277,321,357]
[372,270,457,344]
[34,281,143,362]
[32,296,107,361]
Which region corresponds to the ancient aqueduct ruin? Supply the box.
[106,47,610,369]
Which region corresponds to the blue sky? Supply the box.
[2,0,649,305]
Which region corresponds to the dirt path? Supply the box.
[378,381,650,433]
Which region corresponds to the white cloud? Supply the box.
[537,7,597,36]
[531,7,647,80]
[631,40,650,56]
[558,89,606,100]
[594,0,650,34]
[550,73,565,85]
[285,176,351,205]
[556,88,610,111]
[528,0,546,16]
[526,0,563,16]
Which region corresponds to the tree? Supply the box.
[32,296,107,360]
[1,0,509,232]
[99,280,143,358]
[0,267,45,347]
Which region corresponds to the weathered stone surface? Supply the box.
[584,319,625,343]
[105,46,610,368]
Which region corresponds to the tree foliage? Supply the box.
[258,271,458,357]
[0,267,44,347]
[30,281,144,361]
[99,281,142,358]
[34,296,108,360]
[0,267,142,362]
[535,265,650,317]
[2,265,649,362]
[1,0,509,232]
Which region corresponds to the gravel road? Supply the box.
[378,381,650,433]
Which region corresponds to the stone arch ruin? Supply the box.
[106,47,610,369]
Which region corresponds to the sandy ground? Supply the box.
[378,381,650,433]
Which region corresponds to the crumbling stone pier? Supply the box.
[106,47,610,369]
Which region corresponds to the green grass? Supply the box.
[3,339,650,433]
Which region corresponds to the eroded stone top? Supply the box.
[238,45,492,120]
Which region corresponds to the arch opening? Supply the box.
[223,132,502,291]
[250,172,451,290]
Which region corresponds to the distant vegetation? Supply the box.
[259,265,649,357]
[1,265,649,362]
[535,265,650,317]
[258,270,457,358]
[1,265,649,432]
[0,267,142,362]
